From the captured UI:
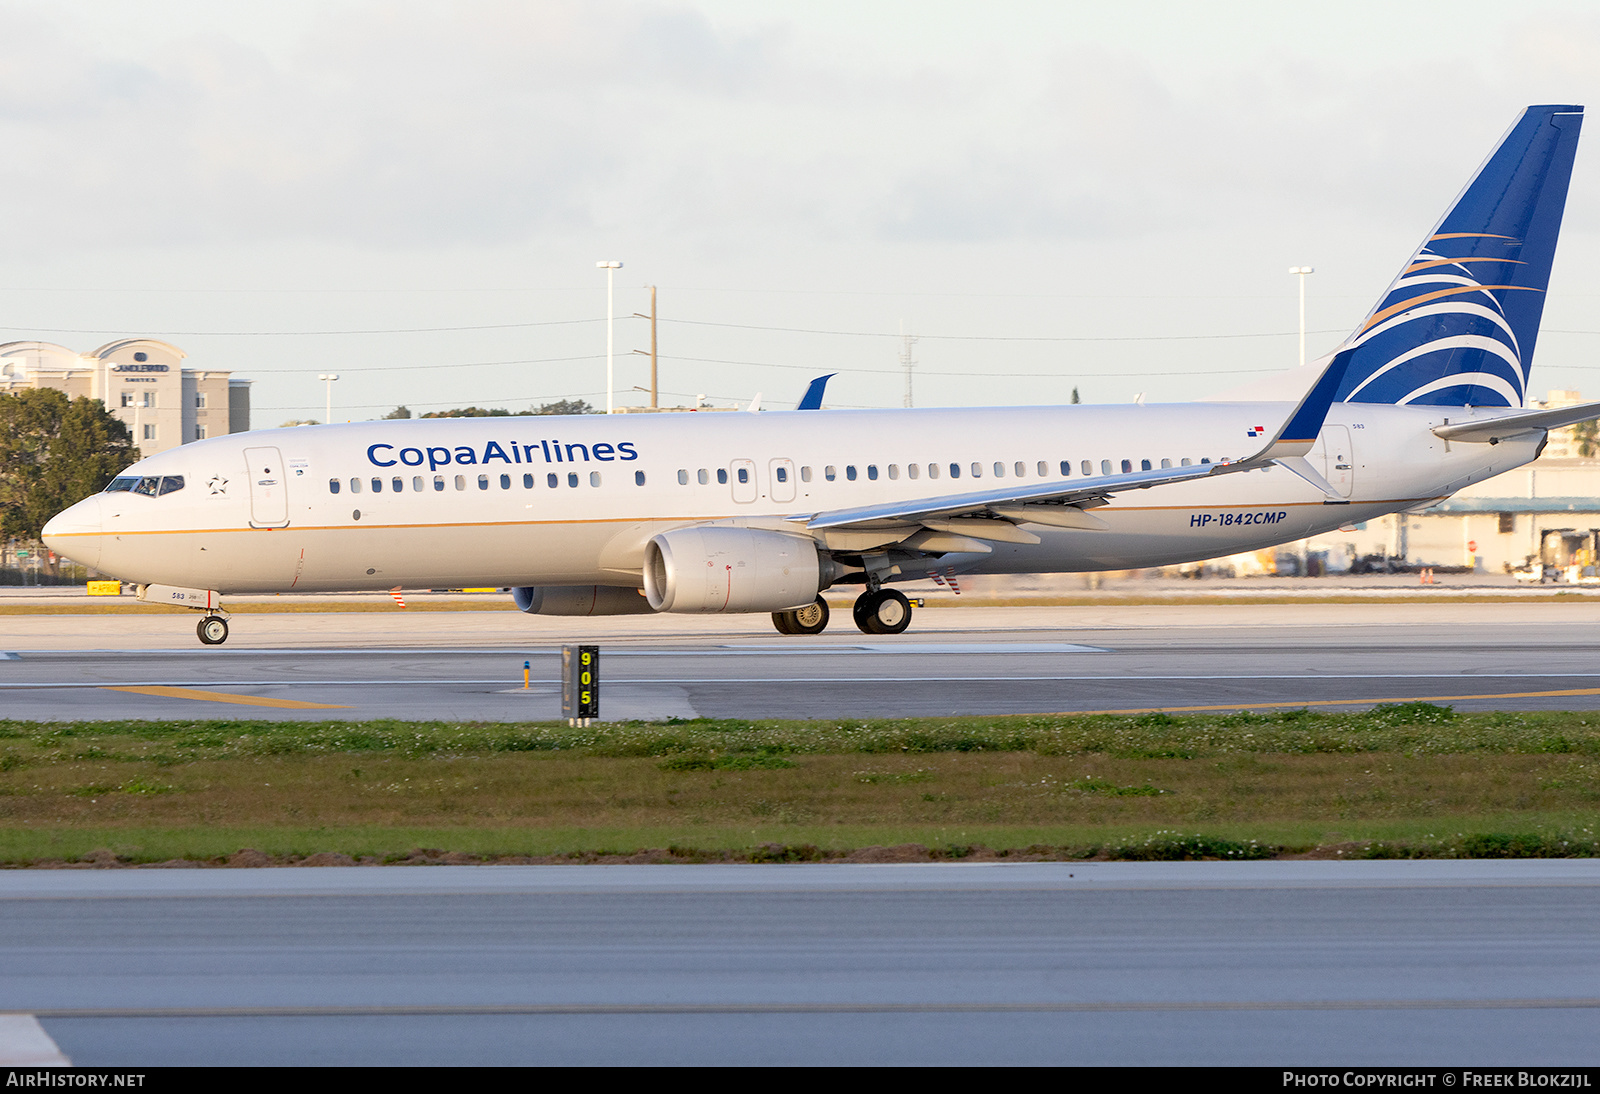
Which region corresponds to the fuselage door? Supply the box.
[769,458,796,503]
[730,459,758,503]
[244,446,291,527]
[1316,425,1355,498]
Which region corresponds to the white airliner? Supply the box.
[42,104,1600,645]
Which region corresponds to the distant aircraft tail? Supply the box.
[1336,104,1583,408]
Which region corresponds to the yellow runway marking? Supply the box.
[1033,686,1600,717]
[103,686,349,710]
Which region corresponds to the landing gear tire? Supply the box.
[853,589,912,635]
[772,597,830,636]
[197,615,229,646]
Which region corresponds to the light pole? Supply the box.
[318,373,340,424]
[596,261,622,413]
[1288,266,1314,368]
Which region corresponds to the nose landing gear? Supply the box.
[852,588,912,635]
[197,615,230,645]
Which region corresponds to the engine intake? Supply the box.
[644,526,826,613]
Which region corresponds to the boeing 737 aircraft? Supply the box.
[42,104,1600,645]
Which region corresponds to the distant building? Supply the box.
[0,339,251,457]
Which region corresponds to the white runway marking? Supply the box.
[0,1014,70,1065]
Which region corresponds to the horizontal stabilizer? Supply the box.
[1432,401,1600,443]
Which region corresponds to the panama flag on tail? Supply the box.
[1337,105,1583,409]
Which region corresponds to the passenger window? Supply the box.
[928,463,939,479]
[349,478,362,494]
[1039,461,1049,477]
[971,463,982,478]
[547,473,558,488]
[371,478,382,493]
[717,468,729,485]
[634,470,646,486]
[1083,460,1093,476]
[434,475,445,491]
[866,465,877,481]
[392,477,403,492]
[846,465,857,481]
[678,469,689,485]
[523,473,534,488]
[329,479,341,494]
[413,476,424,491]
[949,463,960,479]
[993,462,1004,477]
[1141,460,1152,471]
[887,464,899,480]
[157,476,184,495]
[1160,459,1172,469]
[568,472,579,488]
[801,466,813,482]
[454,475,465,490]
[1181,458,1192,466]
[1200,457,1211,465]
[825,466,837,481]
[1121,460,1133,473]
[1101,460,1112,475]
[697,469,709,485]
[1060,461,1071,476]
[477,475,488,490]
[590,471,602,486]
[907,464,919,480]
[1016,462,1026,477]
[737,467,749,484]
[499,474,511,489]
[776,466,788,483]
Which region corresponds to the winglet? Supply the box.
[796,374,836,410]
[1254,348,1356,461]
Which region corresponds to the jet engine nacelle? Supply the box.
[644,526,827,613]
[512,585,656,616]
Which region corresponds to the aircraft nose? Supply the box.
[42,494,104,571]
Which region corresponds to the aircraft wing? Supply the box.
[1432,401,1600,443]
[795,347,1355,533]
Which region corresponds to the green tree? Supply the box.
[1574,418,1597,458]
[528,399,596,416]
[419,407,512,418]
[383,405,413,419]
[0,390,136,565]
[1070,387,1081,405]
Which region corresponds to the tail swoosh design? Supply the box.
[1336,105,1583,408]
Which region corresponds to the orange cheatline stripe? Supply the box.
[103,686,349,710]
[1429,232,1519,241]
[1360,284,1541,333]
[1027,686,1600,717]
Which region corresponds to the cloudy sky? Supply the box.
[5,0,1600,421]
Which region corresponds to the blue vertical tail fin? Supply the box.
[1336,105,1583,408]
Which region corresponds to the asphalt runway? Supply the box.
[6,603,1600,718]
[0,861,1593,1066]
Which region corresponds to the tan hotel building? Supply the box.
[0,339,250,457]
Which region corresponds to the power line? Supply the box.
[660,318,1349,342]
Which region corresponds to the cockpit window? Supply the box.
[157,476,184,496]
[131,476,160,497]
[104,476,139,493]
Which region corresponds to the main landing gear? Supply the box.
[772,597,830,635]
[197,615,230,646]
[852,588,912,635]
[768,589,915,636]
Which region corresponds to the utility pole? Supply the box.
[597,261,622,413]
[632,286,658,409]
[1289,266,1314,368]
[899,322,918,408]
